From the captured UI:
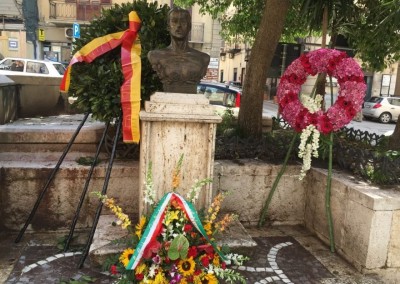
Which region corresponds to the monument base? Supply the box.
[139,92,221,214]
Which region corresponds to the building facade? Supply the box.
[1,0,220,68]
[0,0,26,59]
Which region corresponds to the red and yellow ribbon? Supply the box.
[60,11,142,143]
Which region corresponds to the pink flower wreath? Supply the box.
[277,48,367,134]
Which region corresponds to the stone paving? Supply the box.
[1,225,392,284]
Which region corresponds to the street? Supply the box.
[262,101,396,136]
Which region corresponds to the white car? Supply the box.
[362,96,400,123]
[0,57,65,78]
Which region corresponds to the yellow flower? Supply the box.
[171,154,184,189]
[135,216,146,239]
[214,213,236,233]
[165,210,180,226]
[97,193,132,230]
[179,278,188,284]
[135,263,146,274]
[177,257,196,276]
[202,273,218,283]
[203,222,212,236]
[172,172,180,189]
[154,271,168,284]
[119,248,134,267]
[205,193,224,224]
[212,255,220,267]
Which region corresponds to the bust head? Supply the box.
[167,7,191,40]
[147,7,210,94]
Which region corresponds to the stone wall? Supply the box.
[213,159,305,226]
[1,158,399,271]
[0,156,139,231]
[304,168,400,272]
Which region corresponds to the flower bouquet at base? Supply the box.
[95,156,249,283]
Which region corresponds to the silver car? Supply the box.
[362,96,400,123]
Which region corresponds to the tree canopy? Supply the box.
[177,0,400,71]
[174,0,400,137]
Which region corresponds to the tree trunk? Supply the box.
[388,116,400,150]
[316,6,328,101]
[238,0,290,138]
[387,63,400,149]
[394,62,400,97]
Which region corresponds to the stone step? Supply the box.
[0,114,106,153]
[89,214,257,267]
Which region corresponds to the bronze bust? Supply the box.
[148,7,210,94]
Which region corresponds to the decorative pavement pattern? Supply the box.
[231,237,333,284]
[4,236,336,284]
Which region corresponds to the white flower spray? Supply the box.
[186,178,212,204]
[300,94,323,113]
[298,94,322,180]
[298,125,320,180]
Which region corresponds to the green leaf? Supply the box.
[168,234,189,260]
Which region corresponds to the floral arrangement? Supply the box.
[95,156,248,283]
[277,48,366,134]
[277,48,366,178]
[260,49,365,251]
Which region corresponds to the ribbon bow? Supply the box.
[60,11,142,143]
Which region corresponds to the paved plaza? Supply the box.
[0,225,393,284]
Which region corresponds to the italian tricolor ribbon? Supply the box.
[60,11,142,143]
[126,192,227,270]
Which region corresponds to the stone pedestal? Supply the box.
[139,92,222,214]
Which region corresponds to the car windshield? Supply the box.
[53,63,66,75]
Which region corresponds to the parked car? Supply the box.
[0,57,65,77]
[197,82,242,108]
[225,80,242,88]
[362,96,400,123]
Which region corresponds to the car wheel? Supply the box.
[379,112,392,123]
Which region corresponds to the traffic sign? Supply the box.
[38,29,45,41]
[73,23,80,38]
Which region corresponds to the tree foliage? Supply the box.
[347,0,400,70]
[69,1,170,122]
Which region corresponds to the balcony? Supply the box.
[189,22,204,43]
[49,0,112,23]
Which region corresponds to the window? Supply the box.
[26,61,49,74]
[388,98,400,106]
[367,97,382,103]
[204,86,224,105]
[1,59,25,72]
[53,63,66,75]
[0,59,14,70]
